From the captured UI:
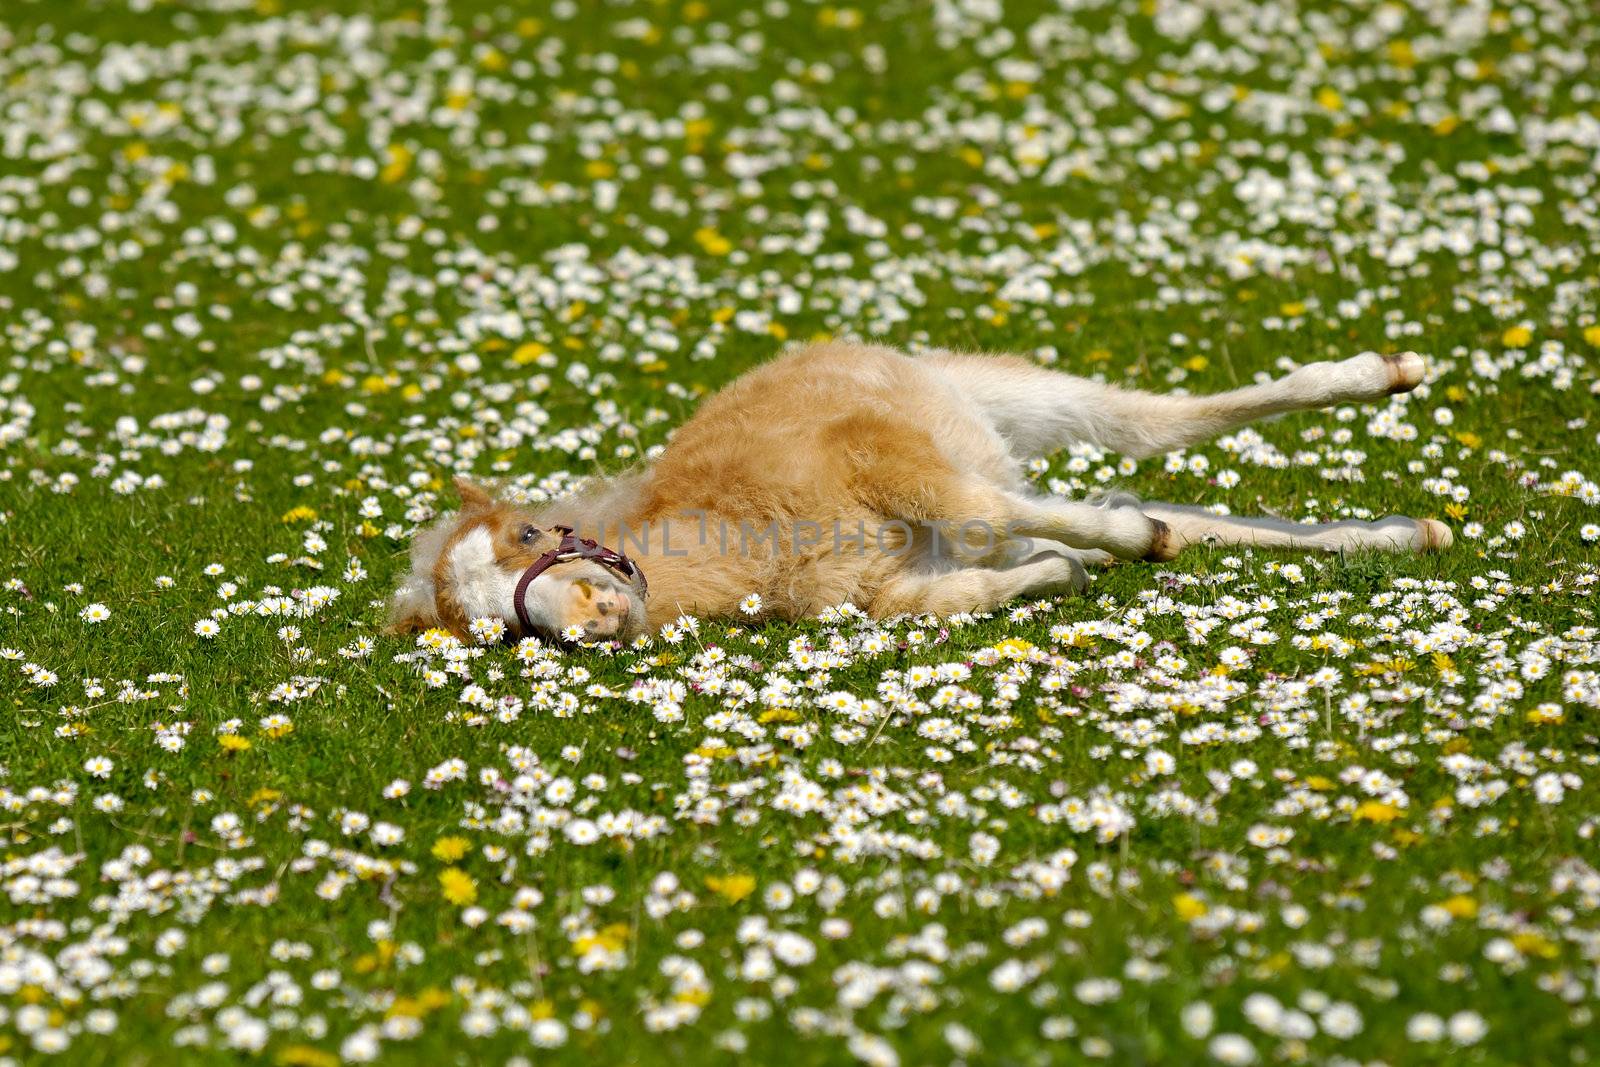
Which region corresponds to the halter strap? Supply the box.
[512,525,647,636]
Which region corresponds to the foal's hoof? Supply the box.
[1383,352,1427,394]
[1143,519,1182,562]
[1416,518,1453,552]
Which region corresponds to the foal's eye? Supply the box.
[519,525,538,545]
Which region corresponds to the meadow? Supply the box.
[1,0,1598,1063]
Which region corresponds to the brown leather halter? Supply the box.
[512,525,647,636]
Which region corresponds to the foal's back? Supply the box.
[640,342,1011,526]
[616,343,1013,623]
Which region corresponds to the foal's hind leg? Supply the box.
[930,350,1426,458]
[842,418,1178,561]
[1090,493,1452,555]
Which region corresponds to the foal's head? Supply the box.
[387,479,643,643]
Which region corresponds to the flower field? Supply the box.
[1,0,1598,1063]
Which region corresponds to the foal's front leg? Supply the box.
[999,492,1182,561]
[868,552,1088,619]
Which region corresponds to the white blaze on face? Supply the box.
[518,567,580,634]
[447,526,519,622]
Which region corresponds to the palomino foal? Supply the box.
[388,343,1450,642]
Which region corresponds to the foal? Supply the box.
[388,343,1449,642]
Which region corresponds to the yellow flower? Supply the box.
[1173,893,1208,922]
[431,836,470,862]
[1512,932,1558,959]
[277,1046,340,1067]
[438,867,477,906]
[1255,951,1292,977]
[280,505,317,524]
[1501,325,1532,347]
[218,734,252,752]
[705,873,756,903]
[387,987,451,1019]
[995,638,1035,660]
[380,144,413,184]
[694,228,732,256]
[1352,800,1401,823]
[361,940,396,967]
[575,923,630,954]
[1442,895,1478,919]
[1583,325,1600,347]
[1316,87,1343,111]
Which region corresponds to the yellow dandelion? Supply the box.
[438,867,477,906]
[705,873,756,903]
[1352,800,1401,823]
[276,1046,340,1067]
[694,228,732,256]
[1173,893,1208,922]
[431,836,470,862]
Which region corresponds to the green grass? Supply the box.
[1,0,1598,1063]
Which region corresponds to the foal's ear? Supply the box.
[453,476,494,510]
[385,575,438,635]
[384,611,434,636]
